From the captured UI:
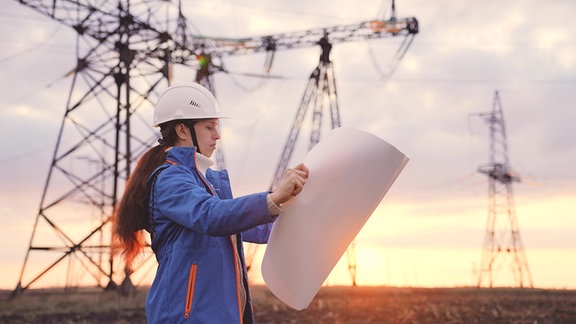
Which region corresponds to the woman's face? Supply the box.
[193,118,220,157]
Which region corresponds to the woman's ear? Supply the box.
[175,122,189,141]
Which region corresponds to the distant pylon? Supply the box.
[476,91,533,288]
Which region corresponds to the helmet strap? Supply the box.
[191,127,200,154]
[185,120,201,154]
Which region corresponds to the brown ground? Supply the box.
[2,285,576,323]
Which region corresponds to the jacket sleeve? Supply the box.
[154,165,275,236]
[242,222,273,244]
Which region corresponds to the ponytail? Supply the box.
[112,145,166,268]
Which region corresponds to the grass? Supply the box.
[2,285,576,323]
[1,287,147,323]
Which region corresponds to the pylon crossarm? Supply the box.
[190,17,418,57]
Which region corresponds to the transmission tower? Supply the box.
[11,0,201,295]
[13,0,418,294]
[476,91,533,288]
[267,33,355,284]
[246,4,417,286]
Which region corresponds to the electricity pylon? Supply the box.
[476,91,533,288]
[12,0,196,295]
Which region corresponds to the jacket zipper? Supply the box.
[184,264,198,318]
[193,152,244,322]
[230,236,244,324]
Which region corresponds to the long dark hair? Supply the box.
[112,120,183,268]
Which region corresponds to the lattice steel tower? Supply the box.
[476,91,533,288]
[12,0,203,295]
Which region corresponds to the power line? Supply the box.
[0,147,51,165]
[410,40,576,47]
[0,25,64,64]
[191,0,346,22]
[343,77,576,84]
[0,11,54,22]
[2,72,70,108]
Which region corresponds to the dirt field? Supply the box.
[2,285,576,323]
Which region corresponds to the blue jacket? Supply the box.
[145,147,276,323]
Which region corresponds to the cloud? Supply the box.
[1,0,575,289]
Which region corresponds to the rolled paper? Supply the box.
[262,127,409,310]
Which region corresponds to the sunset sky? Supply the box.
[1,0,575,291]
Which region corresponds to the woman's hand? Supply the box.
[269,163,309,205]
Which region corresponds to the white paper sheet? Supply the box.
[261,127,409,310]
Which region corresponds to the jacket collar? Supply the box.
[165,146,198,170]
[165,146,214,175]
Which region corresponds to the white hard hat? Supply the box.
[153,82,228,127]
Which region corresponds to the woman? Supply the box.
[112,82,308,323]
